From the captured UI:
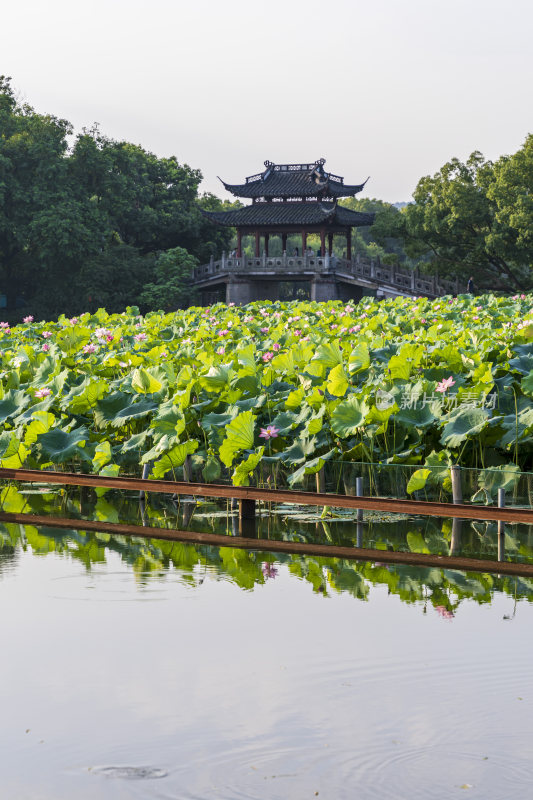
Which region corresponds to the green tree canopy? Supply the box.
[0,77,232,318]
[377,137,533,290]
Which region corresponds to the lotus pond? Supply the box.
[2,294,533,495]
[0,487,532,799]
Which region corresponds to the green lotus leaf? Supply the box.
[331,396,370,437]
[312,341,343,368]
[236,344,257,371]
[287,448,338,485]
[327,364,349,397]
[200,365,232,392]
[95,463,120,496]
[61,378,108,414]
[0,431,27,468]
[151,440,199,479]
[440,408,489,448]
[347,343,370,375]
[202,454,221,483]
[24,412,55,446]
[150,401,185,442]
[406,468,431,494]
[477,465,520,499]
[0,390,30,423]
[94,392,157,429]
[219,409,255,467]
[93,440,113,471]
[120,431,149,454]
[131,368,164,394]
[388,354,412,381]
[278,437,317,465]
[521,370,533,396]
[36,425,90,463]
[393,404,435,429]
[270,411,298,435]
[285,387,305,410]
[232,448,264,486]
[271,350,296,374]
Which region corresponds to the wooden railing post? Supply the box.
[239,498,256,536]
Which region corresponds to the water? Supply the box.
[0,490,532,799]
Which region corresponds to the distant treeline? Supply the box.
[1,76,532,318]
[0,76,238,318]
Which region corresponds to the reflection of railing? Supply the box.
[3,509,533,578]
[193,253,459,297]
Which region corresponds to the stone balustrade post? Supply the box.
[221,251,226,271]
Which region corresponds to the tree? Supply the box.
[0,78,234,318]
[140,247,198,311]
[0,76,106,312]
[380,139,533,290]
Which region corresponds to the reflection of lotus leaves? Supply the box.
[376,389,395,410]
[92,766,168,780]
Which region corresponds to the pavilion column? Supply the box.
[301,230,307,256]
[264,233,270,256]
[320,228,326,257]
[255,231,260,257]
[237,230,242,258]
[346,229,352,261]
[281,233,287,254]
[328,233,333,256]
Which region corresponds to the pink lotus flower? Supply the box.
[23,315,34,323]
[349,325,361,333]
[216,346,225,355]
[435,605,455,619]
[0,322,9,328]
[217,329,229,336]
[134,333,147,342]
[82,343,97,354]
[42,331,52,338]
[42,343,50,352]
[272,342,281,351]
[261,562,278,579]
[435,376,455,393]
[260,327,269,333]
[106,334,114,342]
[259,425,280,439]
[35,387,51,398]
[262,351,274,362]
[70,317,79,325]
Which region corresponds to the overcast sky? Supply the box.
[2,0,532,202]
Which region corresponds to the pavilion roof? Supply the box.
[220,159,368,200]
[201,202,375,229]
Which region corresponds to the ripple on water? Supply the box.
[91,765,168,780]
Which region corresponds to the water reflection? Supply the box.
[1,487,533,800]
[0,506,533,620]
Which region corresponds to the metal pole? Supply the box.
[498,487,505,561]
[451,465,463,504]
[356,476,364,524]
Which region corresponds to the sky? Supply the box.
[2,0,532,203]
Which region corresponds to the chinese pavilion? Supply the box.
[194,159,457,305]
[201,158,374,259]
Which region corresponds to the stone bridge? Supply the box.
[192,252,459,305]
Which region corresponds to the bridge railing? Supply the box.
[193,253,459,297]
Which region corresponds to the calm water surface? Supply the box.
[0,514,532,799]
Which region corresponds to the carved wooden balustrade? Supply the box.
[193,252,459,299]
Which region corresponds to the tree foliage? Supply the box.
[0,77,232,318]
[376,138,533,290]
